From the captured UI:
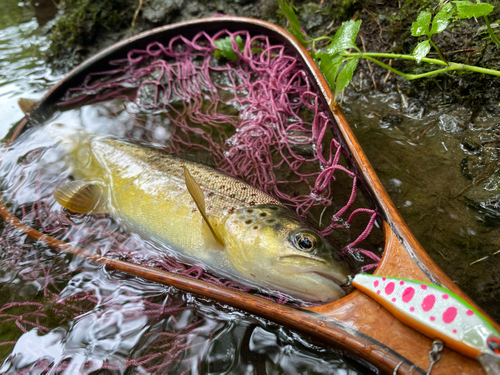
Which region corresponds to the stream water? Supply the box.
[0,1,498,374]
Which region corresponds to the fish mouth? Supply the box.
[277,255,348,287]
[278,255,349,286]
[312,270,349,287]
[277,254,327,264]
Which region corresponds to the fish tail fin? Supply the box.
[54,180,107,214]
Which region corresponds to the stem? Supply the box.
[429,37,448,64]
[345,54,500,80]
[341,52,448,66]
[484,15,500,48]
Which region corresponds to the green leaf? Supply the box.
[454,1,494,19]
[411,11,432,36]
[235,35,244,51]
[412,40,431,62]
[317,54,345,90]
[278,0,308,47]
[326,20,362,55]
[431,3,454,34]
[213,35,244,61]
[335,58,359,99]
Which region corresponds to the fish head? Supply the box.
[222,204,349,303]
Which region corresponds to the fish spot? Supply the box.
[385,282,395,295]
[259,212,267,217]
[442,294,449,299]
[443,307,457,324]
[374,280,379,288]
[402,287,415,303]
[452,329,457,334]
[421,295,436,312]
[430,316,436,322]
[252,226,259,230]
[410,307,415,312]
[376,290,381,295]
[245,220,252,225]
[247,209,254,213]
[421,284,428,290]
[269,207,278,211]
[399,281,404,285]
[391,298,396,302]
[265,219,276,224]
[466,309,474,316]
[382,277,386,281]
[207,192,215,197]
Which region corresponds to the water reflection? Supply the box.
[0,1,58,140]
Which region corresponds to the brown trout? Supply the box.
[51,124,349,302]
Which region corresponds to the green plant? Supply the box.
[278,0,500,103]
[214,36,245,61]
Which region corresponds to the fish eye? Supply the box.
[487,337,500,354]
[293,233,316,252]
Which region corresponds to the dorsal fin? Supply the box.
[54,180,106,214]
[18,98,37,114]
[183,166,224,246]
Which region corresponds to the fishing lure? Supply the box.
[353,274,500,373]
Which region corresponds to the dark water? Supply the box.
[341,82,500,322]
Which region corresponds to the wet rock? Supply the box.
[184,1,208,16]
[461,136,481,154]
[379,113,403,128]
[465,186,500,221]
[438,113,466,134]
[460,157,474,180]
[142,0,184,24]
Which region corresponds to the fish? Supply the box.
[49,123,349,302]
[353,273,500,371]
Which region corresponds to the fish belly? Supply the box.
[70,137,277,269]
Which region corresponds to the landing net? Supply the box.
[0,29,381,373]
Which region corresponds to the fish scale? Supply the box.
[101,139,283,218]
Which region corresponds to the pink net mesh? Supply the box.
[60,30,380,264]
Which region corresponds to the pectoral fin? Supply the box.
[183,166,224,246]
[54,180,106,214]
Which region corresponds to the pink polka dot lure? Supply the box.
[353,274,500,367]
